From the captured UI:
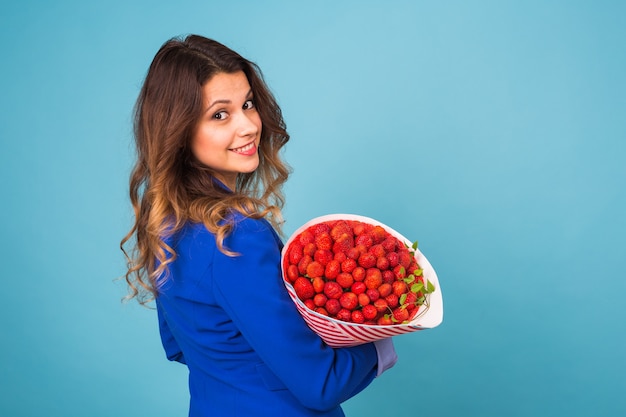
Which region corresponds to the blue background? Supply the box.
[1,1,625,416]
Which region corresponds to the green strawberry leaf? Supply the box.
[426,280,436,293]
[412,240,418,250]
[411,282,424,293]
[399,293,407,305]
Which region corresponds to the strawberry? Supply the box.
[341,258,357,273]
[364,268,382,289]
[386,252,399,268]
[371,225,387,243]
[376,256,390,271]
[323,281,343,299]
[339,292,358,310]
[378,282,392,297]
[351,310,365,324]
[368,244,386,258]
[286,264,299,283]
[314,249,333,266]
[350,281,366,295]
[315,232,333,251]
[336,272,354,289]
[366,288,380,302]
[382,270,395,284]
[398,249,412,269]
[312,277,325,293]
[324,259,341,279]
[303,242,317,257]
[362,304,378,321]
[304,299,316,310]
[298,255,313,275]
[315,307,329,316]
[336,309,352,322]
[288,243,303,265]
[306,261,325,278]
[377,315,393,326]
[381,236,397,252]
[313,293,328,307]
[385,293,399,309]
[332,233,354,254]
[357,293,370,307]
[330,221,352,241]
[352,267,366,282]
[294,277,315,300]
[392,281,408,297]
[333,251,347,263]
[373,298,389,313]
[298,230,315,245]
[355,233,373,248]
[392,306,409,323]
[325,298,341,315]
[311,222,331,236]
[358,253,377,269]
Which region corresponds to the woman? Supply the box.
[121,34,397,416]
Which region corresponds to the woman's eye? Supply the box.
[213,111,228,120]
[243,99,255,110]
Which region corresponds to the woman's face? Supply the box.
[191,71,262,190]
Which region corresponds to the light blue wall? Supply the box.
[1,1,624,416]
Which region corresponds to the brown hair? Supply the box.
[120,35,290,304]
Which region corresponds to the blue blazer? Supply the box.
[156,212,380,416]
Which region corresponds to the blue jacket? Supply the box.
[156,213,381,416]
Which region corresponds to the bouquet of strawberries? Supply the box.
[281,214,443,347]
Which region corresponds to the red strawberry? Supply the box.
[339,292,358,310]
[314,249,333,266]
[332,233,353,254]
[306,261,324,278]
[355,233,373,248]
[357,293,370,307]
[323,281,343,299]
[304,299,316,310]
[336,272,354,289]
[336,309,352,322]
[315,233,332,251]
[377,315,393,325]
[351,281,366,295]
[364,268,382,289]
[369,244,386,258]
[371,225,387,243]
[381,236,397,252]
[315,307,329,316]
[313,293,328,307]
[392,281,408,297]
[325,298,341,315]
[333,251,347,263]
[382,270,395,284]
[378,282,392,297]
[392,306,409,323]
[351,310,365,324]
[298,255,313,275]
[398,249,412,268]
[351,221,370,236]
[324,259,341,279]
[294,277,315,300]
[352,267,366,282]
[286,264,299,283]
[298,230,315,245]
[366,288,380,302]
[330,221,352,241]
[373,298,389,313]
[312,277,325,293]
[303,242,317,257]
[376,256,390,270]
[392,264,406,279]
[341,258,357,273]
[358,253,377,269]
[362,304,378,321]
[311,222,331,236]
[386,252,399,268]
[288,243,304,265]
[385,293,399,309]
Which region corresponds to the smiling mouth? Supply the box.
[230,142,257,156]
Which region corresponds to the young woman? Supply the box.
[121,34,397,417]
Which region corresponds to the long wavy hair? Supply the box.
[120,35,291,304]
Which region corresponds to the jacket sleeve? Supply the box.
[212,216,379,412]
[156,300,186,364]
